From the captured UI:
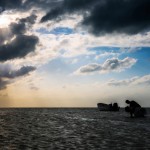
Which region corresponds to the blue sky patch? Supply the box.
[36,27,74,35]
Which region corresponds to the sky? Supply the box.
[0,0,150,107]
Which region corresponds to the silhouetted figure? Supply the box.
[125,100,145,117]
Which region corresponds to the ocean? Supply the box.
[0,108,149,150]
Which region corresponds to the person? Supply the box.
[125,100,141,118]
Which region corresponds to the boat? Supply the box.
[97,102,120,111]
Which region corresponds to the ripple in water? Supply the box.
[0,108,150,149]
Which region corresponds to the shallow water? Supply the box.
[0,108,150,150]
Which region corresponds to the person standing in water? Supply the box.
[125,100,141,118]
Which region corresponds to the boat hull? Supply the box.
[97,103,120,111]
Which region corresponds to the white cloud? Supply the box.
[75,57,137,75]
[95,52,120,60]
[3,10,149,70]
[120,47,142,53]
[107,74,150,86]
[0,9,150,92]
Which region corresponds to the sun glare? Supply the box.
[0,15,10,27]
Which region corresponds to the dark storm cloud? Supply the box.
[41,7,64,22]
[41,0,150,35]
[0,2,40,90]
[41,0,97,22]
[0,35,39,62]
[24,0,62,10]
[0,14,37,45]
[10,14,37,35]
[0,6,4,13]
[0,66,36,79]
[0,64,36,79]
[19,14,37,24]
[0,0,23,10]
[0,14,39,62]
[14,66,36,78]
[83,0,150,35]
[10,22,26,35]
[0,65,36,90]
[0,0,62,12]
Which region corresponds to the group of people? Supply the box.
[125,100,146,118]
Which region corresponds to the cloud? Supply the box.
[77,63,102,74]
[95,52,120,60]
[0,64,36,90]
[83,0,150,35]
[0,78,9,90]
[1,0,150,35]
[19,14,37,24]
[40,0,150,35]
[107,77,139,86]
[10,14,37,35]
[0,0,63,14]
[6,66,36,78]
[0,0,22,11]
[120,47,142,53]
[0,64,36,79]
[107,75,150,86]
[10,22,26,35]
[40,0,97,22]
[0,13,40,91]
[0,14,39,62]
[75,57,137,74]
[0,35,39,62]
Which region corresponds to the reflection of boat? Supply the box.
[97,103,120,111]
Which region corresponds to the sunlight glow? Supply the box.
[0,15,10,27]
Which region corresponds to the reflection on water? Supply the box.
[0,108,150,149]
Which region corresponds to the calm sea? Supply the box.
[0,108,150,150]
